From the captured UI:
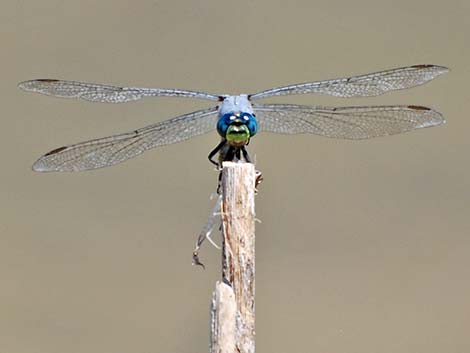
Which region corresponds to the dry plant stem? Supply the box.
[210,162,256,353]
[210,282,236,353]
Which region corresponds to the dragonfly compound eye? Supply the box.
[217,113,234,136]
[217,112,258,138]
[242,113,258,136]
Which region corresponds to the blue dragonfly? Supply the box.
[19,64,448,172]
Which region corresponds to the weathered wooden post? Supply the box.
[210,162,256,353]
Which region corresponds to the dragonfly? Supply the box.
[19,64,448,172]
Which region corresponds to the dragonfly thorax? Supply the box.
[219,95,254,115]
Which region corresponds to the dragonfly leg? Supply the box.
[235,148,241,161]
[216,171,222,194]
[255,169,263,193]
[241,146,252,163]
[208,140,226,167]
[242,146,263,192]
[223,146,236,162]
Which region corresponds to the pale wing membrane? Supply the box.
[33,106,219,172]
[253,104,445,139]
[18,79,221,102]
[249,65,449,100]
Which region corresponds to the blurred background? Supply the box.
[2,0,469,352]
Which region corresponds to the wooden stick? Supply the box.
[210,162,256,353]
[210,282,236,352]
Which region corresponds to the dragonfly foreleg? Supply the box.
[208,139,226,167]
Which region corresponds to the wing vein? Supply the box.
[253,103,445,139]
[33,106,219,172]
[250,65,449,100]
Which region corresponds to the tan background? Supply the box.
[2,0,469,352]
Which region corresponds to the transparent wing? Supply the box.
[253,103,445,139]
[19,79,221,102]
[249,65,449,100]
[33,106,219,172]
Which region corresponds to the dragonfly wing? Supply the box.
[249,65,448,100]
[33,106,219,172]
[19,79,221,102]
[253,103,445,139]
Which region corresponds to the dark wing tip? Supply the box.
[411,64,450,74]
[32,146,68,172]
[407,105,431,111]
[407,105,446,127]
[44,146,68,156]
[36,79,60,82]
[18,79,59,91]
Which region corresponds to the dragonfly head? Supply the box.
[217,112,258,147]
